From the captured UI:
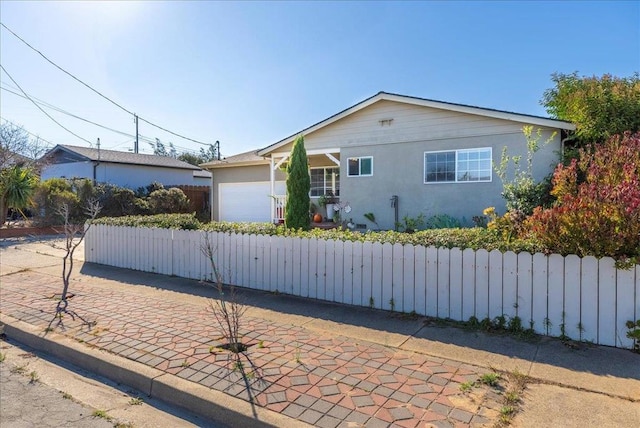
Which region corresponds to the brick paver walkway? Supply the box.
[1,269,504,427]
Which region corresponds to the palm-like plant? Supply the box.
[0,165,38,225]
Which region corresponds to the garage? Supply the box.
[218,181,286,222]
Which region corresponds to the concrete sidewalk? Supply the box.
[1,238,638,427]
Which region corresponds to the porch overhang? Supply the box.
[268,148,341,223]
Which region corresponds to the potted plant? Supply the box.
[318,191,338,221]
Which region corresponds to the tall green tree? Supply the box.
[0,165,38,225]
[542,72,640,145]
[285,135,310,230]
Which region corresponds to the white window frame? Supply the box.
[347,156,373,177]
[310,166,340,196]
[424,147,492,184]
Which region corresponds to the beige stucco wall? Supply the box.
[339,129,561,230]
[272,100,543,154]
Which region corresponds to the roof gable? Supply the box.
[44,145,202,171]
[258,92,575,156]
[200,149,267,169]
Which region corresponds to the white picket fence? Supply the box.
[84,225,640,349]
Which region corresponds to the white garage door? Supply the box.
[218,181,286,222]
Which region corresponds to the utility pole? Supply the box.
[134,113,139,153]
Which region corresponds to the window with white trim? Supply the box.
[347,156,373,177]
[310,167,340,197]
[424,148,492,183]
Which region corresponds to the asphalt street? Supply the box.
[0,338,210,428]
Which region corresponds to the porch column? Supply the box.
[270,155,275,223]
[210,170,214,222]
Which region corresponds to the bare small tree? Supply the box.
[0,122,49,170]
[47,200,101,328]
[201,233,247,353]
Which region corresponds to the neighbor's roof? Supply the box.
[45,144,202,170]
[200,149,268,169]
[257,91,576,156]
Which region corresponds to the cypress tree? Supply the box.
[285,135,311,230]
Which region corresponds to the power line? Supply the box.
[1,84,201,154]
[0,64,93,145]
[137,117,209,146]
[1,22,213,147]
[0,22,134,116]
[1,85,135,139]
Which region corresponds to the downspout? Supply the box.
[93,137,101,184]
[92,161,99,184]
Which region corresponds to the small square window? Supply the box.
[347,156,373,177]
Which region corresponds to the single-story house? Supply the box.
[41,144,212,189]
[202,92,575,229]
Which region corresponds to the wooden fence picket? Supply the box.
[475,249,490,320]
[547,254,565,338]
[392,243,404,313]
[502,251,518,320]
[381,243,393,311]
[333,240,345,304]
[616,266,636,348]
[403,244,415,314]
[437,247,450,318]
[425,246,438,317]
[343,240,354,305]
[462,248,476,321]
[488,250,503,319]
[564,254,582,340]
[449,248,463,321]
[598,258,617,347]
[370,242,383,309]
[517,252,533,327]
[352,241,364,307]
[414,245,427,316]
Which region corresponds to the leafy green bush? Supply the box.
[501,175,554,216]
[149,188,190,214]
[33,178,81,225]
[96,214,544,254]
[495,126,557,216]
[425,214,462,229]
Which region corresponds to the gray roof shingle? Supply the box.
[49,145,202,170]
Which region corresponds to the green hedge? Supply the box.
[92,214,545,254]
[92,213,201,230]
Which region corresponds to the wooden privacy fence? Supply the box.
[84,225,640,349]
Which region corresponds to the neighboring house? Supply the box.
[41,144,212,189]
[202,92,575,229]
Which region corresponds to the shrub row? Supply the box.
[34,179,191,225]
[92,213,545,254]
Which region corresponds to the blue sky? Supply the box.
[1,1,638,158]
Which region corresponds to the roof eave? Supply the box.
[202,159,269,170]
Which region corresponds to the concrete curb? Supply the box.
[0,315,311,428]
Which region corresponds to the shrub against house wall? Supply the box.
[526,131,640,267]
[33,178,193,225]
